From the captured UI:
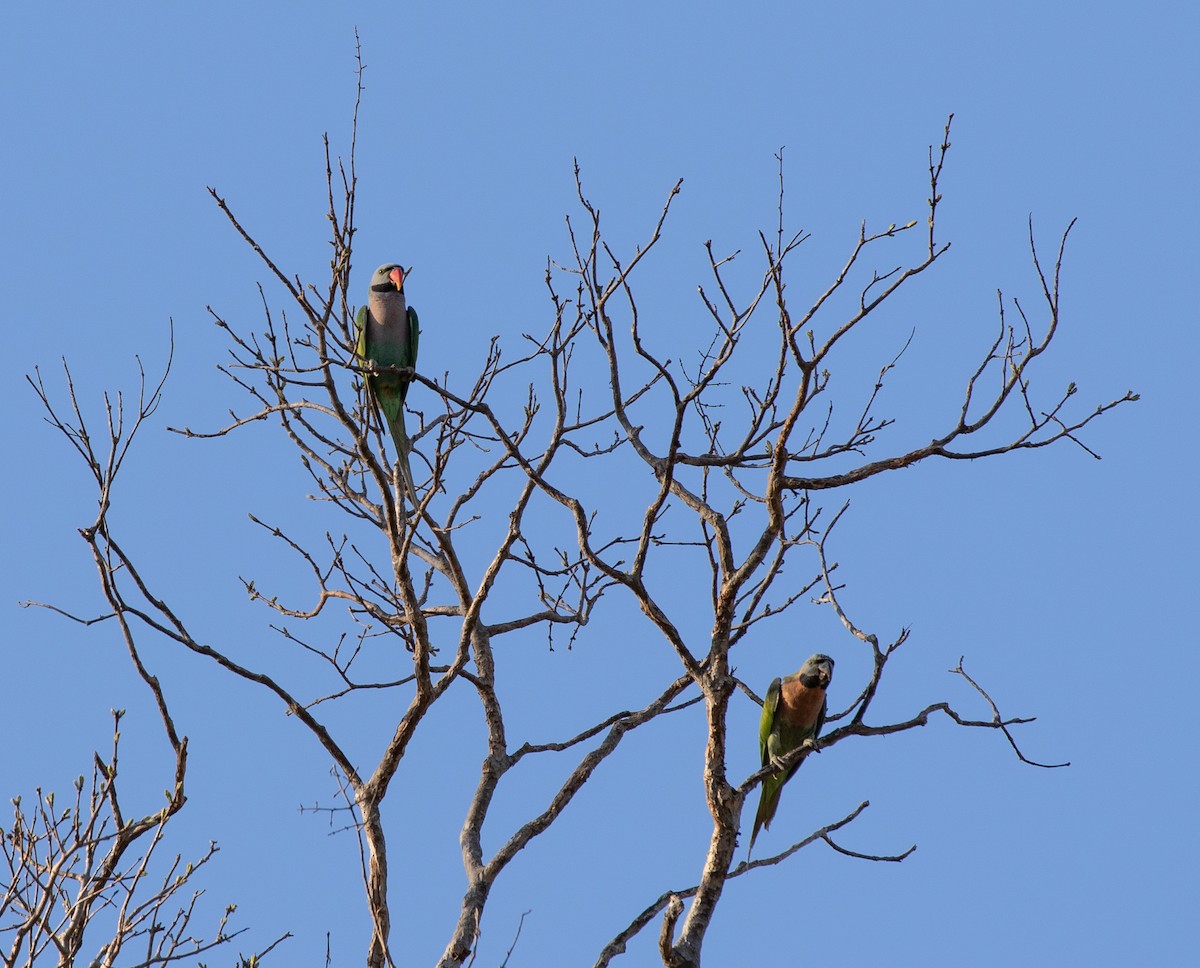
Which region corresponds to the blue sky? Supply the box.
[3,2,1196,965]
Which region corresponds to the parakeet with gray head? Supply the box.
[749,652,834,855]
[355,263,420,502]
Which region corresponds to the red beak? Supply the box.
[389,266,405,290]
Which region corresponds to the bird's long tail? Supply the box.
[385,410,418,507]
[748,778,781,858]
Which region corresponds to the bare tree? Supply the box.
[8,359,290,968]
[14,50,1136,968]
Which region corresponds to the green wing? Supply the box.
[758,677,781,767]
[750,677,784,855]
[355,305,369,364]
[409,306,420,368]
[396,307,420,405]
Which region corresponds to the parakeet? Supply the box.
[749,652,834,855]
[355,263,421,501]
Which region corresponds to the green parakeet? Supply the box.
[749,652,834,855]
[355,263,421,501]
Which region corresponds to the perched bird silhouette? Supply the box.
[355,263,420,501]
[749,653,834,855]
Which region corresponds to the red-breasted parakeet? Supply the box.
[749,652,834,855]
[356,263,420,501]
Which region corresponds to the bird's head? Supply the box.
[370,263,407,293]
[800,653,834,688]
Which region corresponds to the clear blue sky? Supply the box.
[3,2,1195,964]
